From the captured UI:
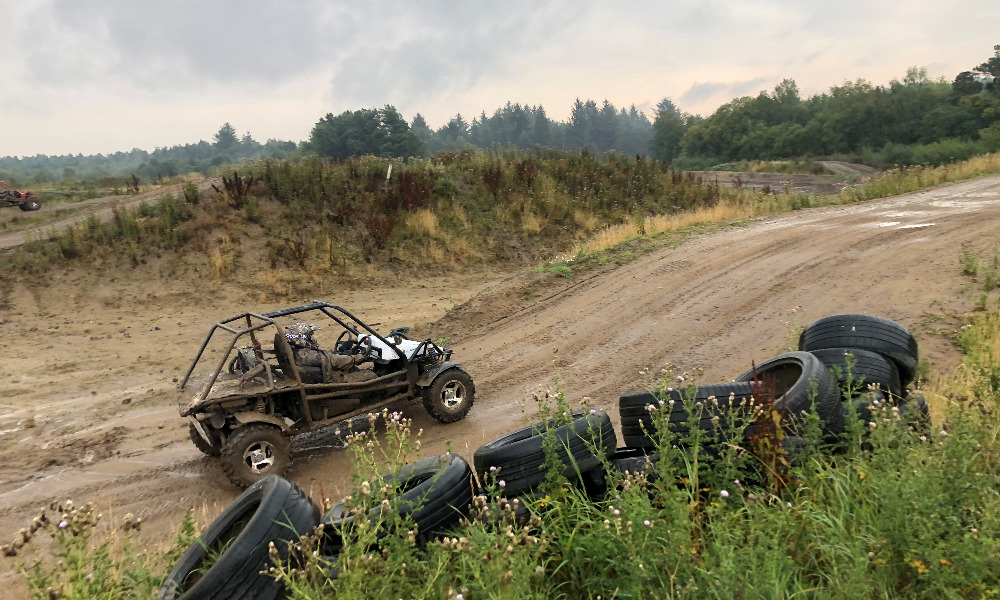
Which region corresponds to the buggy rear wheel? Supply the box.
[220,424,291,488]
[18,197,40,211]
[423,368,475,423]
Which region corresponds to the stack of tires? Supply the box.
[615,313,929,467]
[796,314,929,431]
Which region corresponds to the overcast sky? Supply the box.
[2,0,998,157]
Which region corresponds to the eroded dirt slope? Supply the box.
[1,176,998,595]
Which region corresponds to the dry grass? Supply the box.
[209,233,238,278]
[580,201,758,254]
[406,208,439,238]
[573,210,601,232]
[522,212,542,233]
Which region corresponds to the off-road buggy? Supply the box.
[0,187,40,211]
[179,301,475,487]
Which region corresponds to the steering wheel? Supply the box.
[335,330,357,353]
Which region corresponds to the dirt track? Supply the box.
[1,176,998,592]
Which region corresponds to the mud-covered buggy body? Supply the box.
[178,301,475,486]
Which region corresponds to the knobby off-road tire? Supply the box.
[18,198,41,211]
[807,347,904,400]
[159,475,320,600]
[221,424,292,488]
[189,422,220,456]
[472,410,616,497]
[423,368,475,423]
[799,314,919,387]
[735,351,845,436]
[321,453,473,554]
[619,382,760,450]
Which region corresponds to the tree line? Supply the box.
[657,45,1000,168]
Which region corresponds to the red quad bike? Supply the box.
[0,188,41,211]
[178,302,476,487]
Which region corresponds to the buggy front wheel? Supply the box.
[423,368,475,423]
[220,424,291,488]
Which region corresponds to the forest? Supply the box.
[2,45,999,185]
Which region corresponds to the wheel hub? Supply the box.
[244,441,276,473]
[442,381,466,409]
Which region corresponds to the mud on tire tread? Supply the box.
[189,422,220,456]
[159,475,320,600]
[221,424,291,488]
[423,368,476,423]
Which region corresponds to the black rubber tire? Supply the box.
[807,347,903,400]
[898,393,931,432]
[735,351,845,436]
[799,314,919,387]
[423,368,475,423]
[18,198,41,211]
[472,410,616,497]
[159,475,320,600]
[609,447,660,477]
[321,453,472,553]
[221,424,292,488]
[619,382,760,450]
[189,422,220,456]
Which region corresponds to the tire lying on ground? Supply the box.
[619,382,760,450]
[807,347,904,400]
[799,314,919,387]
[159,475,320,600]
[735,351,845,436]
[847,392,931,432]
[609,447,660,477]
[322,453,473,554]
[472,410,616,497]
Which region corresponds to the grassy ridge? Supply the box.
[4,151,1000,299]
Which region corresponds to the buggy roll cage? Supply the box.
[179,301,410,394]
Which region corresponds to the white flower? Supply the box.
[939,430,948,436]
[720,490,729,498]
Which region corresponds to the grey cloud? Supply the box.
[23,0,351,88]
[326,0,586,110]
[680,77,771,109]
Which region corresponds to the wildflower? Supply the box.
[666,387,673,392]
[589,409,597,415]
[334,429,341,436]
[639,370,646,376]
[58,521,67,529]
[677,375,684,383]
[499,480,506,488]
[613,509,620,516]
[489,466,497,472]
[648,404,657,412]
[85,573,92,581]
[939,430,947,436]
[658,399,664,406]
[786,502,792,507]
[643,520,651,526]
[919,435,927,442]
[457,595,464,600]
[720,490,729,498]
